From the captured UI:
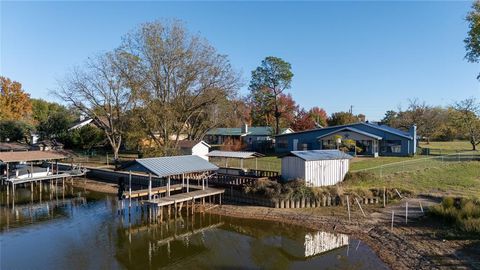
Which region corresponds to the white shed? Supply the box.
[281,150,353,187]
[178,140,211,160]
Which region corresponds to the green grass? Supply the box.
[420,140,474,151]
[350,156,422,171]
[342,161,480,198]
[209,156,282,172]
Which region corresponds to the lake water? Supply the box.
[0,184,388,270]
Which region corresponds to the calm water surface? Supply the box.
[0,184,388,270]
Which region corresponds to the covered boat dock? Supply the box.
[0,151,87,196]
[121,155,224,220]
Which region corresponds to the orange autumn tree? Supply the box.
[0,76,32,121]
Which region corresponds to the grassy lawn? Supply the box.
[341,162,480,198]
[419,140,474,151]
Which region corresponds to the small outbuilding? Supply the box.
[281,150,353,187]
[177,140,210,160]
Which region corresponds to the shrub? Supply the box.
[344,171,376,182]
[430,197,480,234]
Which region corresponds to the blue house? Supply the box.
[275,122,417,157]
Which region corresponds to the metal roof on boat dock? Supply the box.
[0,151,67,163]
[129,155,219,177]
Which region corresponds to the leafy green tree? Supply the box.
[0,120,33,142]
[65,125,105,151]
[327,112,363,126]
[465,0,480,80]
[249,56,293,134]
[380,110,398,126]
[37,111,75,140]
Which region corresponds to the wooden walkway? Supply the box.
[144,187,225,207]
[123,184,184,199]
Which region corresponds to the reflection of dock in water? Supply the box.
[277,231,349,258]
[304,231,349,257]
[12,196,86,213]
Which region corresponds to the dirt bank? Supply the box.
[208,201,479,270]
[72,178,118,194]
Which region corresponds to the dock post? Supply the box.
[219,194,222,206]
[167,176,171,197]
[148,173,152,200]
[182,174,185,190]
[187,176,189,192]
[129,171,132,212]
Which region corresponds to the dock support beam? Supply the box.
[148,173,152,200]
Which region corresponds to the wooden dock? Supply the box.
[123,184,184,199]
[136,187,225,220]
[144,187,225,207]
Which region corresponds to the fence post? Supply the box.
[391,211,394,230]
[405,202,408,224]
[346,195,351,222]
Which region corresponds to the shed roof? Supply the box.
[0,151,67,163]
[177,140,210,149]
[134,155,218,177]
[206,150,265,159]
[316,127,383,140]
[288,150,353,161]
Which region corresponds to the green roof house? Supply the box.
[204,124,294,152]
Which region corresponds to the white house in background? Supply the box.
[178,140,211,161]
[281,150,353,187]
[68,116,94,131]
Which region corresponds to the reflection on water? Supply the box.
[0,184,388,270]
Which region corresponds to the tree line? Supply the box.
[1,0,480,157]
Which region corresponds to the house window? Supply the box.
[381,140,402,153]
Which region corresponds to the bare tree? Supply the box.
[395,99,443,144]
[55,52,134,161]
[452,98,480,150]
[117,20,240,155]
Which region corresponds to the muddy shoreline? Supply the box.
[75,178,479,270]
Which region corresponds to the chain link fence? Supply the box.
[351,151,480,177]
[208,157,281,172]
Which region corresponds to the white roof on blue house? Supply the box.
[289,150,353,161]
[316,126,383,140]
[133,155,218,177]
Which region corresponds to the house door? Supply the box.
[293,139,298,151]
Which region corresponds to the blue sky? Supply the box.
[1,1,479,121]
